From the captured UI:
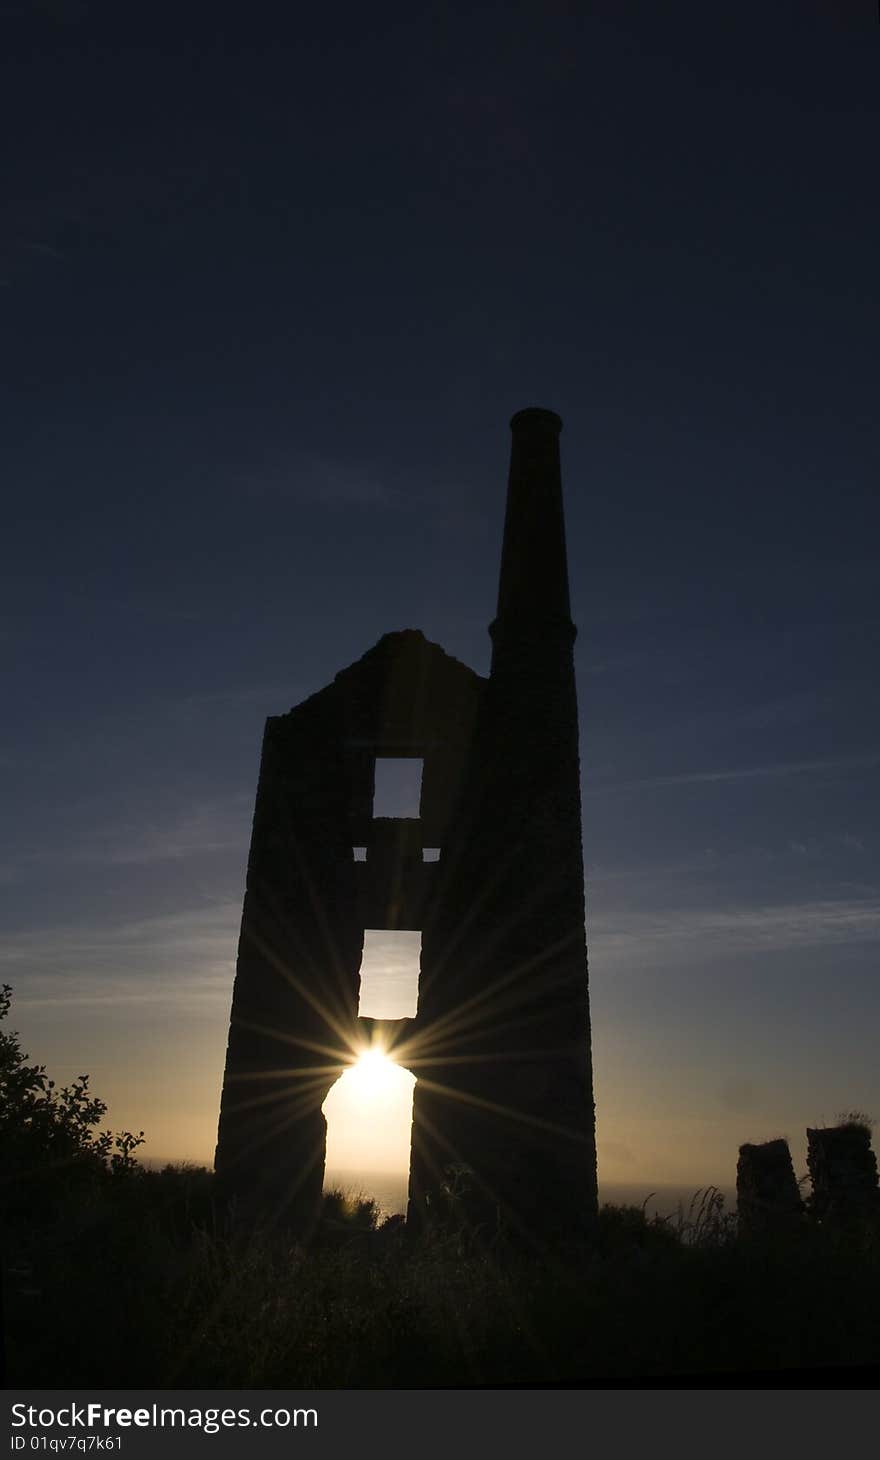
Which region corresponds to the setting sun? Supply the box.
[349,1047,403,1101]
[322,1045,416,1181]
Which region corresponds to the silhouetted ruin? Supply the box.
[807,1122,879,1222]
[735,1126,880,1236]
[214,408,598,1238]
[736,1138,803,1239]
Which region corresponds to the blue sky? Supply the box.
[2,0,878,1188]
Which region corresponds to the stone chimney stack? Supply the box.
[492,407,572,640]
[410,406,598,1239]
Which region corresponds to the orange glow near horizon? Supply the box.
[15,936,848,1202]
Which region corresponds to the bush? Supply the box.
[0,984,144,1226]
[835,1110,874,1135]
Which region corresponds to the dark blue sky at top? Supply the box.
[2,1,879,1165]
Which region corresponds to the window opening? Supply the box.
[373,757,423,818]
[357,928,421,1020]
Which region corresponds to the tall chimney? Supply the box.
[409,405,598,1240]
[492,407,573,641]
[486,404,597,1232]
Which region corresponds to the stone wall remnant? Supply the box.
[806,1123,879,1222]
[736,1138,803,1239]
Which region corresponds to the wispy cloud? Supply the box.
[730,694,829,732]
[0,680,297,775]
[668,692,832,738]
[585,752,880,795]
[9,888,877,1018]
[239,451,399,508]
[4,793,254,870]
[89,797,253,867]
[590,895,880,969]
[587,848,721,887]
[22,240,64,260]
[2,902,241,1011]
[0,235,65,286]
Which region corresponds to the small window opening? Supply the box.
[353,846,368,862]
[357,928,421,1019]
[422,847,441,862]
[373,757,423,819]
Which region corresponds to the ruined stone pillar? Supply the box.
[214,703,363,1233]
[807,1122,879,1222]
[736,1139,804,1239]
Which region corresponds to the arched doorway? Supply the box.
[322,1051,416,1220]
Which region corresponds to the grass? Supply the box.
[6,1166,880,1388]
[834,1111,875,1135]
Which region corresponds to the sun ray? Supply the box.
[226,1016,357,1067]
[246,926,364,1056]
[414,1076,592,1144]
[414,929,583,1055]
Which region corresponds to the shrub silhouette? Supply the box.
[0,984,144,1225]
[320,1188,380,1240]
[595,1200,680,1255]
[834,1110,874,1135]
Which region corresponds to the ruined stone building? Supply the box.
[214,408,598,1238]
